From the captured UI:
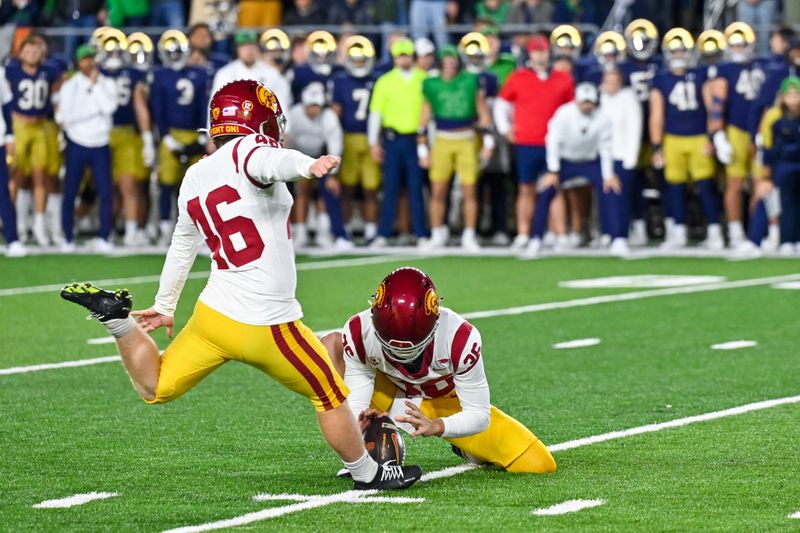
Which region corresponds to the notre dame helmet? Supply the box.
[260,28,291,68]
[662,28,697,70]
[158,29,190,71]
[127,32,154,71]
[306,30,337,76]
[343,35,376,78]
[724,22,756,64]
[625,19,659,61]
[697,29,726,64]
[550,25,582,60]
[95,28,128,71]
[458,32,490,73]
[594,31,626,66]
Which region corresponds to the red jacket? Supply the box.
[498,68,575,146]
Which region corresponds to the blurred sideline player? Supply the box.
[60,80,421,491]
[7,34,60,246]
[710,23,766,248]
[97,29,151,247]
[0,64,26,256]
[331,35,382,243]
[261,28,292,74]
[212,30,291,109]
[650,28,722,250]
[290,31,338,103]
[150,30,210,246]
[418,44,493,252]
[622,19,660,246]
[322,267,556,474]
[126,32,157,233]
[494,35,574,250]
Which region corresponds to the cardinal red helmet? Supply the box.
[371,267,440,363]
[208,79,286,143]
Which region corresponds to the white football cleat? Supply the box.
[91,238,115,254]
[520,237,541,259]
[461,233,481,253]
[552,234,571,253]
[510,233,529,250]
[732,240,761,258]
[490,232,510,246]
[5,240,28,258]
[59,241,76,254]
[628,220,647,246]
[333,237,355,251]
[660,224,687,250]
[369,236,388,249]
[609,237,631,257]
[778,242,796,256]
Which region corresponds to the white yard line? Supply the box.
[0,255,419,298]
[87,336,116,345]
[460,273,800,321]
[710,340,758,351]
[251,493,424,504]
[162,393,800,532]
[3,273,799,378]
[553,338,601,349]
[33,492,118,509]
[0,356,122,376]
[789,510,800,519]
[531,499,606,516]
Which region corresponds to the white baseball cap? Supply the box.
[301,82,326,106]
[575,82,599,103]
[414,37,435,57]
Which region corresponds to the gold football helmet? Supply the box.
[624,19,659,61]
[594,31,626,66]
[550,25,582,60]
[260,28,291,67]
[306,31,337,76]
[663,28,697,70]
[724,22,756,63]
[343,35,376,78]
[459,32,490,73]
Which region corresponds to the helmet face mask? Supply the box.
[594,31,626,66]
[663,28,697,70]
[724,23,756,64]
[696,29,725,65]
[260,29,291,67]
[459,32,490,73]
[96,28,128,71]
[550,25,582,61]
[343,36,375,78]
[158,30,190,71]
[370,267,441,366]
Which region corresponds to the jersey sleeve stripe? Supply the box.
[450,321,474,370]
[231,137,244,173]
[243,145,272,189]
[270,324,334,411]
[286,321,348,405]
[348,315,367,364]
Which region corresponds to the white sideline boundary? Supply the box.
[0,255,421,298]
[531,499,606,516]
[33,492,119,509]
[2,272,799,377]
[163,393,800,532]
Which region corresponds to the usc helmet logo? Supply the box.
[424,288,439,316]
[256,86,278,112]
[373,283,387,308]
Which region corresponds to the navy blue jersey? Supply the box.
[716,61,766,131]
[330,71,376,133]
[149,65,210,134]
[289,64,339,103]
[749,63,798,136]
[5,62,58,118]
[43,55,68,79]
[574,56,603,86]
[652,67,709,136]
[101,67,146,127]
[620,60,659,143]
[478,70,498,98]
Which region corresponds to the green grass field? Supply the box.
[2,253,800,532]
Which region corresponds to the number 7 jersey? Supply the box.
[153,134,318,325]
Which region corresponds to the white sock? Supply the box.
[295,223,307,237]
[707,223,722,240]
[317,212,331,235]
[728,220,744,241]
[159,220,173,237]
[16,189,32,233]
[125,220,138,239]
[768,224,779,241]
[364,222,377,241]
[632,220,645,234]
[344,450,379,483]
[462,227,476,239]
[34,211,46,229]
[47,192,62,228]
[101,316,136,338]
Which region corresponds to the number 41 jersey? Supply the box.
[153,134,317,325]
[342,306,485,399]
[652,67,709,137]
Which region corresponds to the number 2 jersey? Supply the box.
[152,134,318,325]
[342,306,491,438]
[652,67,709,136]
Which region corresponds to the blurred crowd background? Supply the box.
[0,0,799,258]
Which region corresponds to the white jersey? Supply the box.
[153,134,317,325]
[342,307,491,438]
[211,60,292,110]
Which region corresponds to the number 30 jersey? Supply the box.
[153,134,317,325]
[652,67,709,137]
[5,62,58,118]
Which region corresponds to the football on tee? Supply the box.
[363,415,406,465]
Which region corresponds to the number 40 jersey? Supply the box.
[152,134,319,325]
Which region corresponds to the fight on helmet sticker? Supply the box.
[424,288,440,315]
[210,125,242,136]
[256,86,278,111]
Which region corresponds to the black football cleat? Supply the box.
[352,461,422,491]
[60,283,133,322]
